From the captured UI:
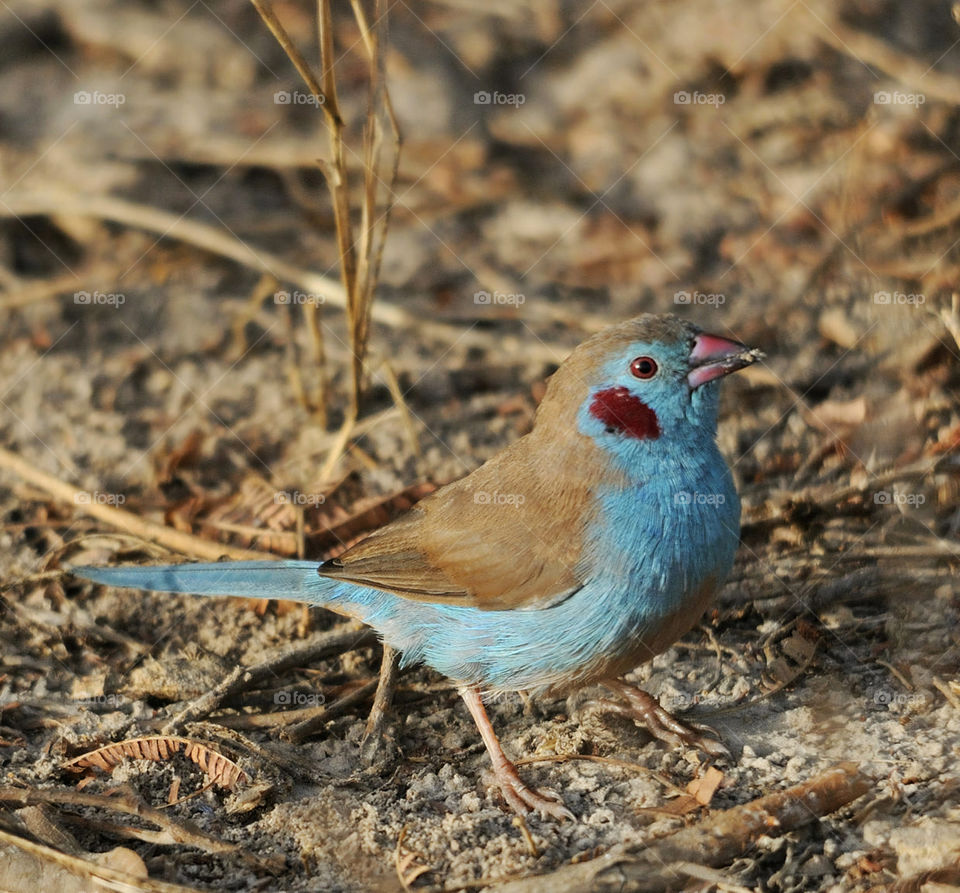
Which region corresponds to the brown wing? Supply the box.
[318,433,609,611]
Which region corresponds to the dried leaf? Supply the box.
[686,766,724,807]
[781,629,818,665]
[156,429,206,483]
[94,846,148,878]
[63,736,249,790]
[764,627,819,690]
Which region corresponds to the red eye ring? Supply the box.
[630,356,658,379]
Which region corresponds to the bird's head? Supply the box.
[535,314,762,463]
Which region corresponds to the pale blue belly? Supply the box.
[329,461,740,693]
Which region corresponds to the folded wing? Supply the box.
[319,436,606,611]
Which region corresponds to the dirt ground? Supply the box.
[2,0,960,890]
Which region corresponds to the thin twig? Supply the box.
[813,15,960,107]
[0,270,85,310]
[282,677,380,743]
[304,299,329,425]
[0,445,274,561]
[378,358,422,461]
[491,763,871,893]
[0,191,567,360]
[0,785,282,871]
[0,826,201,893]
[161,625,376,733]
[0,191,344,306]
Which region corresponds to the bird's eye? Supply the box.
[629,356,658,379]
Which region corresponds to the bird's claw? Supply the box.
[602,684,731,759]
[488,761,575,821]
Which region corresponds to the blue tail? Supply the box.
[72,559,434,673]
[71,561,328,604]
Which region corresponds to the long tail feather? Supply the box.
[71,561,326,604]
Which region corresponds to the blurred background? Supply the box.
[1,1,959,500]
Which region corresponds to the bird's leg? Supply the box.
[604,679,730,758]
[360,644,400,764]
[459,686,574,821]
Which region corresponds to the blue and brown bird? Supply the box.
[74,313,762,820]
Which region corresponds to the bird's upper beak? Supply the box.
[687,332,764,388]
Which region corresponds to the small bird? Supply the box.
[74,314,762,820]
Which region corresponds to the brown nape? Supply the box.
[534,314,697,431]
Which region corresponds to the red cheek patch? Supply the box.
[589,386,661,440]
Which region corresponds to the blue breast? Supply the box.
[327,444,739,693]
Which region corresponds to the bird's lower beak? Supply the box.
[687,332,764,388]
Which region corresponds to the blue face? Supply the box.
[575,338,722,458]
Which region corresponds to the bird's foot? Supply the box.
[487,756,574,821]
[460,686,574,821]
[604,681,730,759]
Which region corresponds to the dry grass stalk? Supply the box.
[0,446,274,561]
[249,0,401,440]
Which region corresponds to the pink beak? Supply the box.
[687,332,763,388]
